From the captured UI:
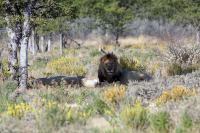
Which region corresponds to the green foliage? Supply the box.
[46,56,87,76]
[45,104,67,130]
[166,64,182,76]
[119,57,145,72]
[74,89,93,105]
[176,127,187,133]
[105,129,122,133]
[32,57,48,70]
[0,57,11,81]
[89,51,102,57]
[79,0,136,46]
[181,110,194,130]
[182,65,199,75]
[83,89,109,115]
[166,64,199,76]
[120,105,148,130]
[0,81,18,113]
[132,50,160,63]
[150,111,171,133]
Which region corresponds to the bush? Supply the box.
[0,57,10,81]
[166,64,182,76]
[166,63,199,76]
[119,57,145,72]
[32,57,48,70]
[89,51,102,57]
[157,86,196,105]
[74,89,93,105]
[46,56,87,76]
[84,93,109,115]
[101,85,125,112]
[150,111,171,133]
[0,81,17,113]
[120,103,148,130]
[181,110,194,130]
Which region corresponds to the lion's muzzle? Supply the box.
[107,70,114,75]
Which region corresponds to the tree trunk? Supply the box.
[19,7,31,90]
[60,32,63,55]
[5,16,19,84]
[196,27,200,45]
[48,33,52,51]
[41,34,45,53]
[115,35,120,47]
[35,31,39,52]
[32,26,35,55]
[28,37,32,51]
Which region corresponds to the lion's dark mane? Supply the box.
[98,53,122,83]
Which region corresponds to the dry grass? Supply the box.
[1,35,200,133]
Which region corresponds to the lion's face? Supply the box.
[98,53,122,83]
[103,59,116,76]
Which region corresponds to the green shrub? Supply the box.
[166,64,182,76]
[176,127,187,133]
[33,57,48,69]
[0,81,17,113]
[89,51,102,57]
[166,64,199,76]
[82,89,109,115]
[0,57,11,81]
[181,110,194,130]
[119,57,145,72]
[45,104,67,130]
[46,56,87,76]
[120,105,148,130]
[182,65,199,75]
[150,111,171,133]
[74,89,93,105]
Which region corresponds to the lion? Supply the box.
[98,53,151,85]
[33,76,99,89]
[98,53,122,83]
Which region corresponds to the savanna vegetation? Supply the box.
[0,0,200,132]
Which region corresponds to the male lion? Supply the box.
[98,53,122,83]
[98,53,151,85]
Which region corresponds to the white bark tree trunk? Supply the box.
[32,27,35,55]
[19,3,32,90]
[28,37,32,51]
[196,27,200,45]
[5,13,18,84]
[60,32,63,55]
[48,33,52,51]
[41,34,45,53]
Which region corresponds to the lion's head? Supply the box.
[98,53,122,83]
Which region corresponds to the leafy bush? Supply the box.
[150,111,171,133]
[45,104,67,130]
[0,57,10,81]
[101,85,125,112]
[46,56,87,76]
[157,86,196,105]
[83,89,109,116]
[181,110,194,130]
[32,57,48,70]
[89,51,102,57]
[119,57,145,72]
[74,89,93,105]
[120,102,148,130]
[0,81,17,113]
[166,63,199,76]
[2,98,92,127]
[166,64,182,76]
